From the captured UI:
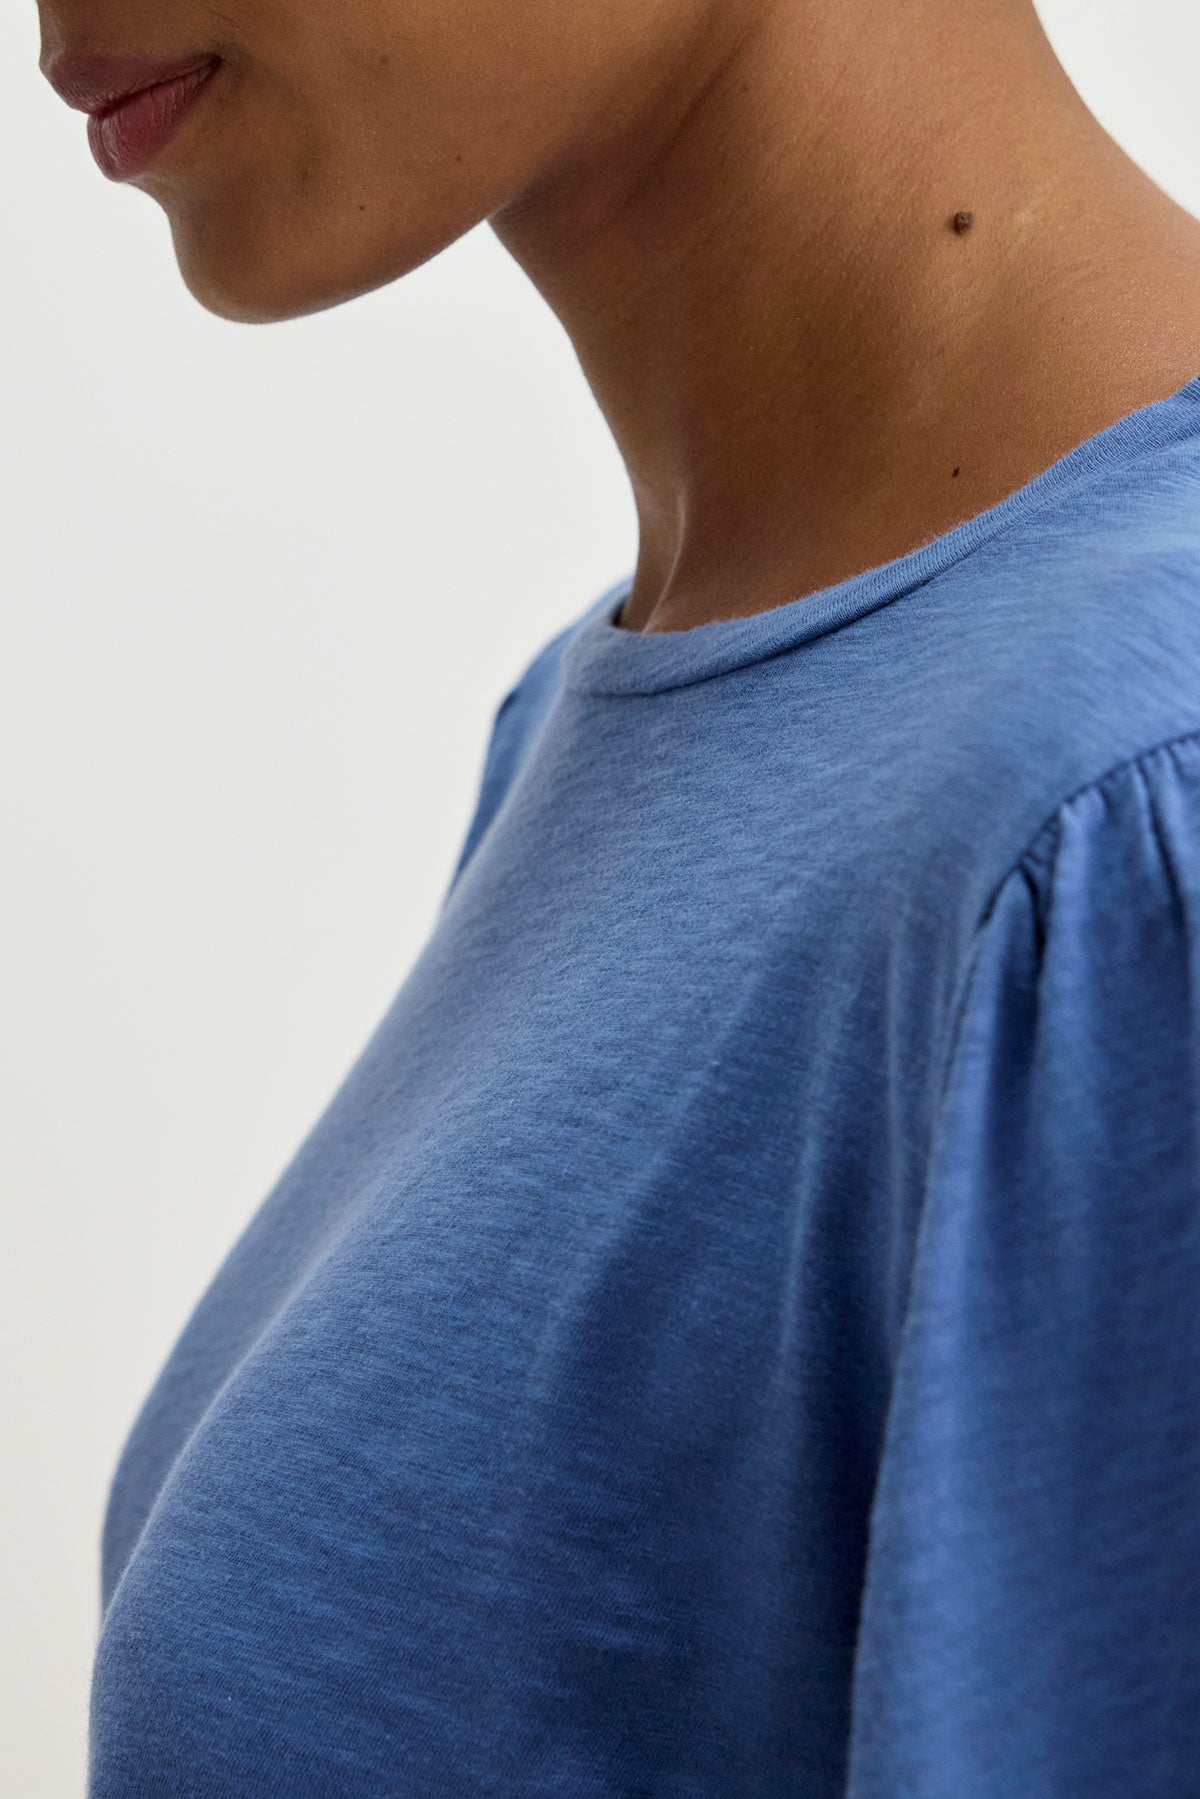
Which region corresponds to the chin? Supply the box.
[176,256,345,325]
[160,184,486,326]
[167,220,361,325]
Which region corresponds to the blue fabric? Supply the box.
[91,373,1200,1796]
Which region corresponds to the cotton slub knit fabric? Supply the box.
[92,374,1200,1797]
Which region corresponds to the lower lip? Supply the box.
[87,61,221,182]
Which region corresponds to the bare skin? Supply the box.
[38,0,1200,634]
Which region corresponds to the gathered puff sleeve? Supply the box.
[846,729,1200,1797]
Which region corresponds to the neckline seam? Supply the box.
[561,369,1200,698]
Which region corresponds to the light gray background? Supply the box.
[3,2,1198,1791]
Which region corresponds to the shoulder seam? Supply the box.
[994,719,1200,911]
[931,718,1200,1133]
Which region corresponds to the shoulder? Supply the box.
[482,575,622,777]
[856,457,1200,1062]
[896,463,1200,929]
[442,576,626,899]
[948,478,1200,769]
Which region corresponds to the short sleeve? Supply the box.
[846,732,1200,1797]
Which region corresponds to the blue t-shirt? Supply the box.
[92,374,1200,1796]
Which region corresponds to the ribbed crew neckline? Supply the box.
[561,369,1200,697]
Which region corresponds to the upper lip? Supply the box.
[41,50,220,116]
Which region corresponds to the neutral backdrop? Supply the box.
[3,2,1198,1792]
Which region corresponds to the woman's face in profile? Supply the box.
[37,0,697,324]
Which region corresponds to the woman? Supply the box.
[39,0,1200,1791]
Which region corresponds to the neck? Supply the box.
[491,0,1200,633]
